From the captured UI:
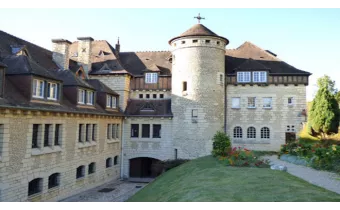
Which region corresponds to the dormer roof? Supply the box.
[86,79,119,96]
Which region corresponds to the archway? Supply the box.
[129,157,162,178]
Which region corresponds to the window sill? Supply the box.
[231,107,241,109]
[247,107,256,109]
[48,186,60,192]
[78,141,97,148]
[263,107,272,110]
[233,139,270,144]
[107,139,120,144]
[76,177,85,182]
[31,146,62,156]
[47,98,57,101]
[28,192,42,200]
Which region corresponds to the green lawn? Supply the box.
[128,156,340,202]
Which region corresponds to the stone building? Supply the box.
[0,21,311,201]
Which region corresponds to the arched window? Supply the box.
[48,173,60,189]
[114,156,119,165]
[28,178,43,196]
[106,157,113,168]
[233,127,242,138]
[247,127,256,139]
[261,127,270,139]
[88,162,96,174]
[76,165,85,179]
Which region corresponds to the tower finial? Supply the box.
[117,37,120,45]
[194,13,205,24]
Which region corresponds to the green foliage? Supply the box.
[335,91,340,105]
[212,131,231,157]
[308,75,340,137]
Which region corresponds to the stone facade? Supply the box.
[226,84,306,151]
[130,90,171,100]
[0,110,122,202]
[170,37,227,159]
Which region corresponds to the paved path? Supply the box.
[60,180,148,202]
[263,155,340,195]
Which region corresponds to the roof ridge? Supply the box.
[240,41,282,61]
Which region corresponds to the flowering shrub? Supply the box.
[218,147,270,168]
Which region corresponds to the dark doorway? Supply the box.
[129,157,162,178]
[285,132,296,144]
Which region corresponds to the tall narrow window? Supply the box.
[47,82,58,100]
[76,165,85,179]
[146,94,150,99]
[86,124,90,142]
[78,89,86,104]
[160,94,164,99]
[142,124,150,138]
[0,124,3,157]
[116,124,120,139]
[192,109,198,118]
[233,126,242,138]
[131,124,139,138]
[107,124,111,139]
[32,124,39,148]
[247,127,256,139]
[87,91,94,105]
[106,95,111,107]
[261,127,270,139]
[92,124,96,141]
[33,79,45,98]
[114,156,118,165]
[288,97,293,105]
[48,173,60,189]
[106,158,113,168]
[88,162,96,174]
[145,73,158,83]
[78,124,83,142]
[54,124,61,146]
[44,124,51,147]
[112,124,116,139]
[183,81,187,91]
[153,94,157,99]
[139,94,143,99]
[152,124,161,138]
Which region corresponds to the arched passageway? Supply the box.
[129,157,162,178]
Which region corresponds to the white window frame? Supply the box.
[33,79,45,99]
[78,89,85,104]
[253,71,267,83]
[112,97,117,108]
[231,97,240,109]
[47,82,58,100]
[106,95,111,108]
[288,97,294,106]
[86,91,94,105]
[145,73,158,84]
[263,97,272,109]
[247,97,256,108]
[237,72,251,83]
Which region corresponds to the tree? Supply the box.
[308,75,340,139]
[335,91,340,105]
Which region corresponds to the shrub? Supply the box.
[212,131,231,157]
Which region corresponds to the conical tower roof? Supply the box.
[169,24,229,44]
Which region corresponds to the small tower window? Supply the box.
[205,40,210,44]
[181,41,185,44]
[160,94,164,99]
[193,40,198,43]
[153,94,157,99]
[217,41,220,45]
[183,82,187,92]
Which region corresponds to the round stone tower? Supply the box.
[169,23,229,159]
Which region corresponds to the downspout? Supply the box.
[120,117,125,179]
[224,83,227,133]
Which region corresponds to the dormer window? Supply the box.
[145,73,158,84]
[47,82,58,100]
[106,95,117,109]
[78,89,86,104]
[237,72,251,83]
[253,71,267,83]
[33,79,45,99]
[87,91,94,105]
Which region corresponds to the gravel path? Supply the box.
[263,155,340,195]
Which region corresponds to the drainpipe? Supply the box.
[120,117,125,179]
[224,79,227,133]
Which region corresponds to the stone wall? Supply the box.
[90,75,131,111]
[0,110,122,202]
[130,90,171,100]
[226,84,307,151]
[122,117,173,178]
[170,37,227,159]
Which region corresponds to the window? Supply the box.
[112,97,117,108]
[153,124,161,138]
[261,127,270,139]
[153,94,157,99]
[76,165,85,179]
[286,125,295,132]
[116,124,119,139]
[146,94,150,99]
[106,95,111,107]
[142,124,150,138]
[0,124,3,157]
[220,74,223,84]
[88,162,96,174]
[0,69,4,98]
[253,72,267,83]
[237,72,251,83]
[247,97,256,108]
[139,94,143,99]
[106,158,113,168]
[107,124,111,139]
[288,97,293,105]
[193,40,198,43]
[28,178,43,196]
[47,82,58,100]
[205,40,210,43]
[247,127,256,139]
[78,89,85,104]
[78,124,83,142]
[112,124,116,139]
[87,91,94,105]
[33,79,45,98]
[232,97,240,109]
[160,94,164,99]
[233,127,242,138]
[183,81,187,92]
[48,173,60,189]
[217,41,220,45]
[145,73,158,84]
[32,124,40,148]
[114,156,118,165]
[92,124,97,141]
[131,124,139,138]
[263,97,272,108]
[174,149,178,160]
[192,109,198,118]
[54,124,61,146]
[106,95,117,108]
[44,124,51,147]
[181,41,185,44]
[86,124,90,142]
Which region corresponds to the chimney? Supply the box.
[52,39,71,70]
[115,37,120,57]
[77,37,94,77]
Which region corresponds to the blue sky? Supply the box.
[0,8,339,101]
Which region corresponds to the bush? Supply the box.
[212,131,231,157]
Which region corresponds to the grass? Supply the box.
[128,156,340,202]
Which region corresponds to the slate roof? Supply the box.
[51,69,94,89]
[169,24,229,44]
[86,79,119,96]
[125,99,172,117]
[225,42,311,76]
[0,61,7,68]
